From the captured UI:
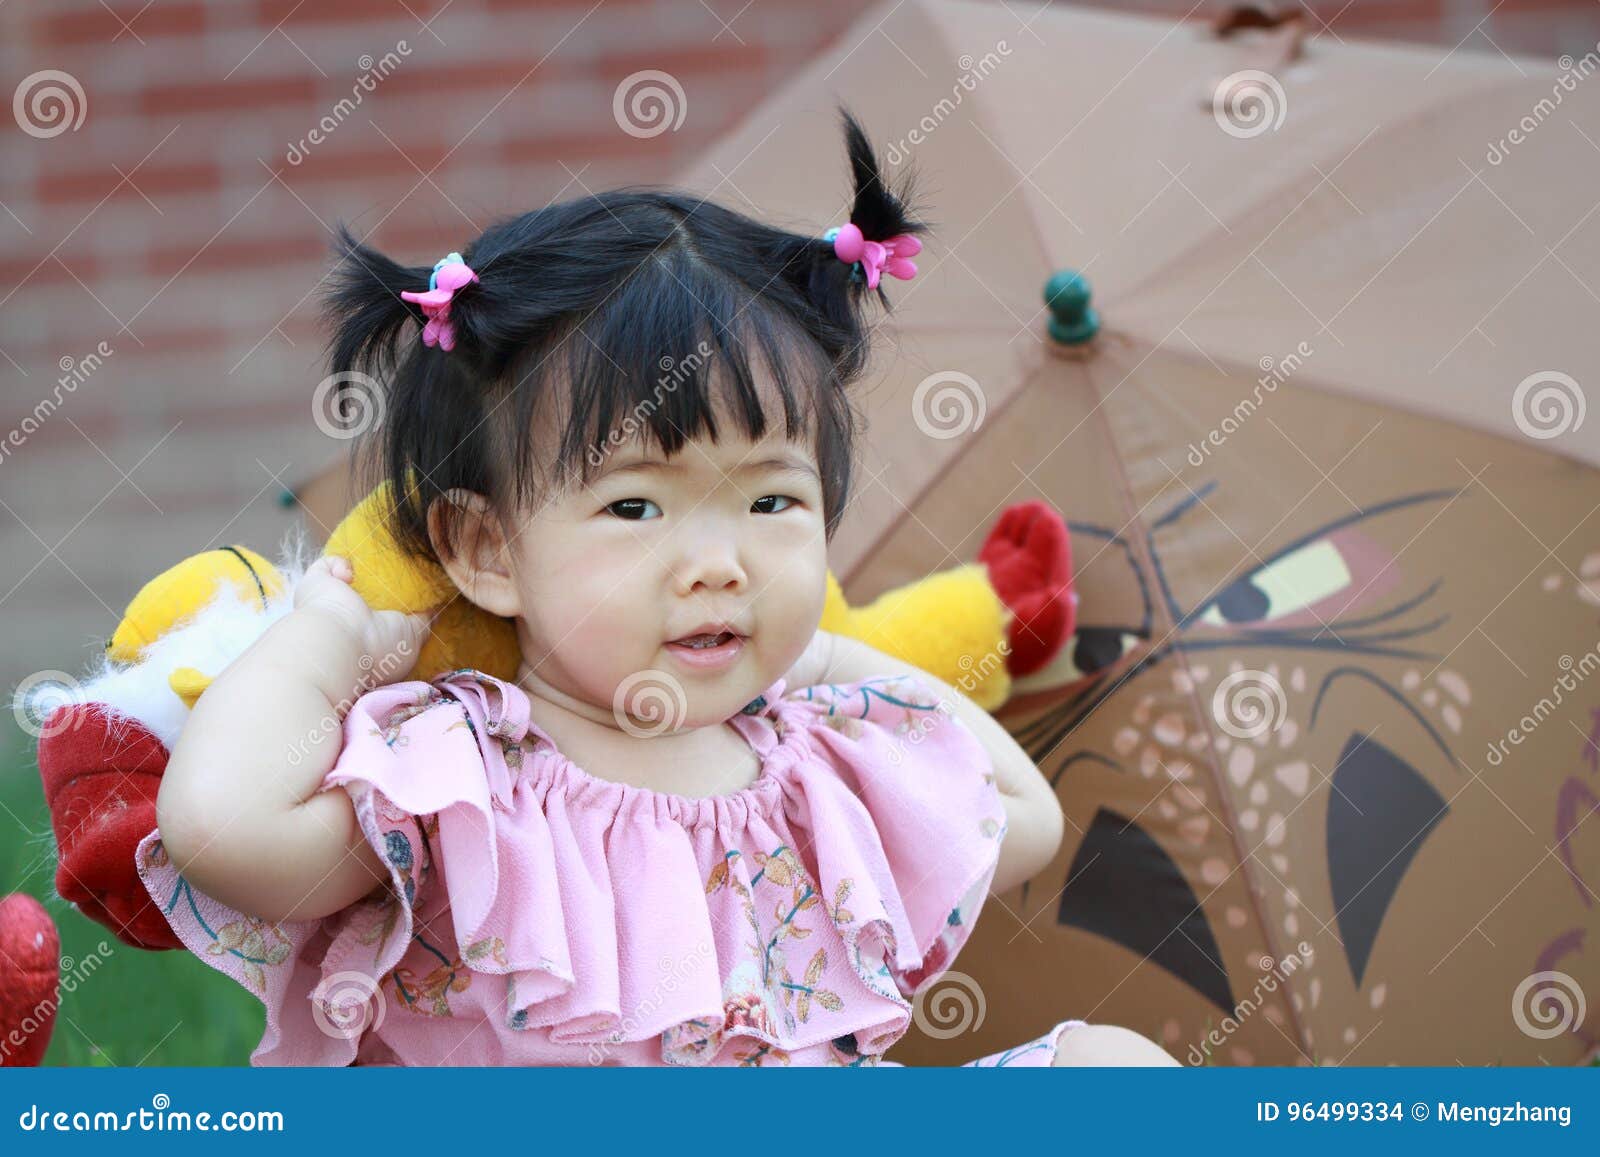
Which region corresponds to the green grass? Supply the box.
[1,729,262,1066]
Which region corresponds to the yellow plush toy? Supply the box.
[110,482,1075,714]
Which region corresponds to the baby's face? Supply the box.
[505,416,829,731]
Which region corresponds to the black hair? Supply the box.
[322,107,926,565]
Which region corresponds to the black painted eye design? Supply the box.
[1325,731,1449,987]
[1028,485,1470,1011]
[1067,627,1145,677]
[1198,537,1353,627]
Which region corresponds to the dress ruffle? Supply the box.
[137,667,1009,1066]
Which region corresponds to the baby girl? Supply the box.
[142,110,1178,1068]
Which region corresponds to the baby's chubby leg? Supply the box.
[1052,1023,1182,1066]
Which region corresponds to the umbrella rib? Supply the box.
[837,354,1053,589]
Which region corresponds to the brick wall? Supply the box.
[2,0,1594,688]
[0,0,864,683]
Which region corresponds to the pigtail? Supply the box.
[322,222,438,384]
[838,105,925,253]
[320,222,492,562]
[766,106,929,383]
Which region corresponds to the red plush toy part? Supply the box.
[978,499,1078,678]
[0,893,60,1066]
[36,704,180,951]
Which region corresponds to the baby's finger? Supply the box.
[293,556,337,607]
[368,609,431,683]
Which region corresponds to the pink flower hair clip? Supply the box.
[400,251,479,351]
[824,223,921,289]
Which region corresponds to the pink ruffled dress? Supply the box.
[135,668,1084,1066]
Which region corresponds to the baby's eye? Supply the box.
[606,498,661,521]
[752,495,798,514]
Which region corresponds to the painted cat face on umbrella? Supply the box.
[963,377,1600,1066]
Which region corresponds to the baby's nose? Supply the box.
[677,536,747,594]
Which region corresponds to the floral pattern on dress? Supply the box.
[135,667,1074,1066]
[146,851,296,997]
[662,844,854,1063]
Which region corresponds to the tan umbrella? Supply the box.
[662,0,1600,1065]
[283,0,1600,1066]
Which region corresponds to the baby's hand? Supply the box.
[293,555,433,696]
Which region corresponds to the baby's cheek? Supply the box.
[764,537,827,617]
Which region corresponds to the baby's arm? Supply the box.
[792,630,1065,894]
[156,556,429,924]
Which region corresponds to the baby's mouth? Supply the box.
[668,631,739,650]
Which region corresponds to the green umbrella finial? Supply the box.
[1043,269,1099,345]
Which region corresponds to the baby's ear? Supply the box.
[427,489,521,618]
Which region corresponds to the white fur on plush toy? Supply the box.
[14,529,314,753]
